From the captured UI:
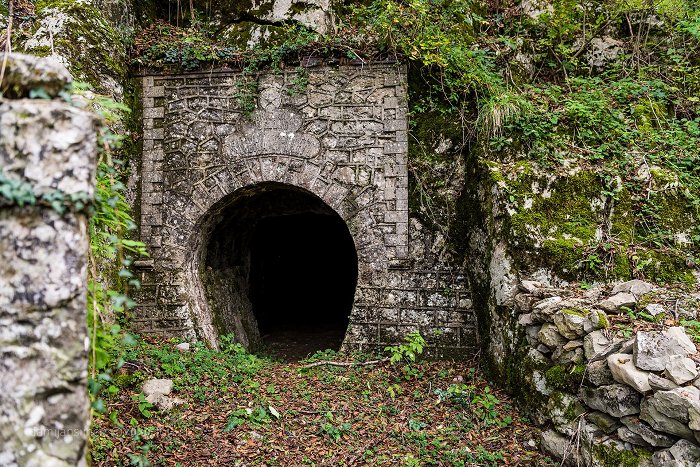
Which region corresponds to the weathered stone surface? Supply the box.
[586,36,624,68]
[665,355,698,385]
[563,339,583,350]
[634,327,697,371]
[587,411,621,434]
[584,330,619,360]
[133,66,466,355]
[142,378,185,412]
[0,96,96,465]
[649,373,680,391]
[526,324,542,346]
[582,384,641,418]
[586,309,609,332]
[618,426,651,447]
[176,342,191,352]
[554,310,590,339]
[0,100,97,199]
[669,439,700,464]
[611,279,655,298]
[541,429,576,464]
[645,304,666,317]
[585,359,616,386]
[519,280,545,294]
[620,416,677,447]
[538,323,567,349]
[143,379,173,400]
[0,53,72,98]
[688,404,700,431]
[554,347,584,365]
[608,353,652,393]
[548,392,585,436]
[531,296,563,322]
[515,293,538,312]
[640,387,700,440]
[598,292,636,312]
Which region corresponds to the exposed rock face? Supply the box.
[634,327,697,371]
[0,54,97,466]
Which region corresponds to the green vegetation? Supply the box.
[90,338,545,465]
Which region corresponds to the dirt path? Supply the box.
[90,338,554,466]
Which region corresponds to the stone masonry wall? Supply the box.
[514,278,700,465]
[133,64,476,354]
[0,54,97,467]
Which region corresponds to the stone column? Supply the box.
[0,54,97,466]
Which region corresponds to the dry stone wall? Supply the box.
[514,278,700,465]
[134,64,476,355]
[0,54,97,467]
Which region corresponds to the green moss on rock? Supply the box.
[592,444,652,467]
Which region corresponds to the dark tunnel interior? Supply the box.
[203,183,358,360]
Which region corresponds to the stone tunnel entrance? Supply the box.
[201,182,358,360]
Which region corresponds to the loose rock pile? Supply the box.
[516,279,700,465]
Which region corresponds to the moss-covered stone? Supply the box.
[544,363,586,392]
[592,443,652,467]
[21,0,127,97]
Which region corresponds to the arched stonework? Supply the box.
[134,65,477,355]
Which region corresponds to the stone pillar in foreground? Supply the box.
[0,53,97,467]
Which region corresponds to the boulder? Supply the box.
[640,387,700,440]
[620,416,677,447]
[648,373,679,391]
[665,355,698,385]
[607,353,652,393]
[554,310,591,339]
[0,53,72,99]
[598,292,636,312]
[538,323,567,349]
[584,330,620,360]
[688,404,700,431]
[611,279,655,298]
[585,359,616,386]
[582,384,641,418]
[634,327,697,371]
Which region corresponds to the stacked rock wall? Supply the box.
[514,278,700,465]
[0,54,97,466]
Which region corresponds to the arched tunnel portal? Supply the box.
[199,182,358,359]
